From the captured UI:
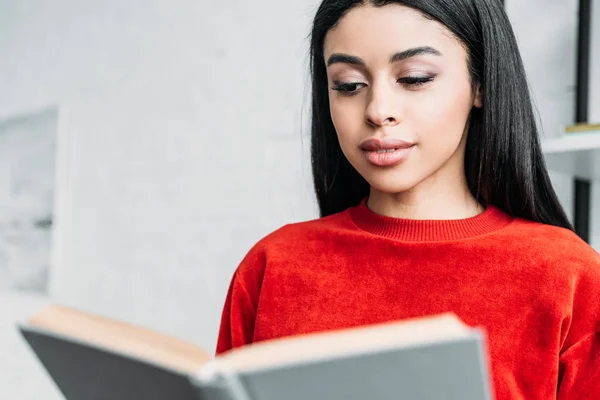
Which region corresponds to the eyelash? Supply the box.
[331,76,434,96]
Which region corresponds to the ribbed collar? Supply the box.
[349,197,514,242]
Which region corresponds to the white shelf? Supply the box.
[542,130,600,180]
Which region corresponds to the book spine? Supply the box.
[189,369,253,400]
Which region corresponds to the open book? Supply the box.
[18,305,493,400]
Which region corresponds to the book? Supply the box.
[564,123,600,134]
[18,304,493,400]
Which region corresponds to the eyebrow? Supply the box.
[326,46,442,67]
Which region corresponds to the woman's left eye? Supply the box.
[331,82,366,96]
[398,76,434,87]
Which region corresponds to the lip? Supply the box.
[359,137,415,151]
[359,137,416,167]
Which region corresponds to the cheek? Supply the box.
[330,99,363,145]
[413,82,472,155]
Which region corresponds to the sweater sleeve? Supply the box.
[557,332,600,399]
[556,241,600,398]
[214,270,256,355]
[215,243,267,355]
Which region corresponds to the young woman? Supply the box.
[216,0,600,398]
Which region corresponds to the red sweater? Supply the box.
[216,198,600,399]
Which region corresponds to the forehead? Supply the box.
[323,4,460,61]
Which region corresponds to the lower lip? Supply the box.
[363,146,415,167]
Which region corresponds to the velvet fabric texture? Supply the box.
[216,198,600,399]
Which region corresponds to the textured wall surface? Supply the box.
[0,1,598,399]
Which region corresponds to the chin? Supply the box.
[361,171,423,195]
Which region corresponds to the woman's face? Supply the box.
[323,4,481,195]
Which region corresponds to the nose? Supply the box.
[365,84,400,128]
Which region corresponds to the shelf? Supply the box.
[541,130,600,180]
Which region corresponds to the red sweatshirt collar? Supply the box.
[349,197,514,242]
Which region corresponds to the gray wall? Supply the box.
[1,0,319,345]
[1,1,599,398]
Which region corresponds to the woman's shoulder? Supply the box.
[507,217,600,276]
[509,217,594,247]
[252,208,353,251]
[233,208,353,274]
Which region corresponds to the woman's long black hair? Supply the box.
[309,0,573,231]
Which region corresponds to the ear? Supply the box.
[473,83,483,108]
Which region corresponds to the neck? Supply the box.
[368,175,483,221]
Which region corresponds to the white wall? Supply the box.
[1,3,599,395]
[0,0,320,350]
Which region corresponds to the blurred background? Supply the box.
[1,0,599,398]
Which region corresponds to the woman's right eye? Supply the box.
[331,82,366,96]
